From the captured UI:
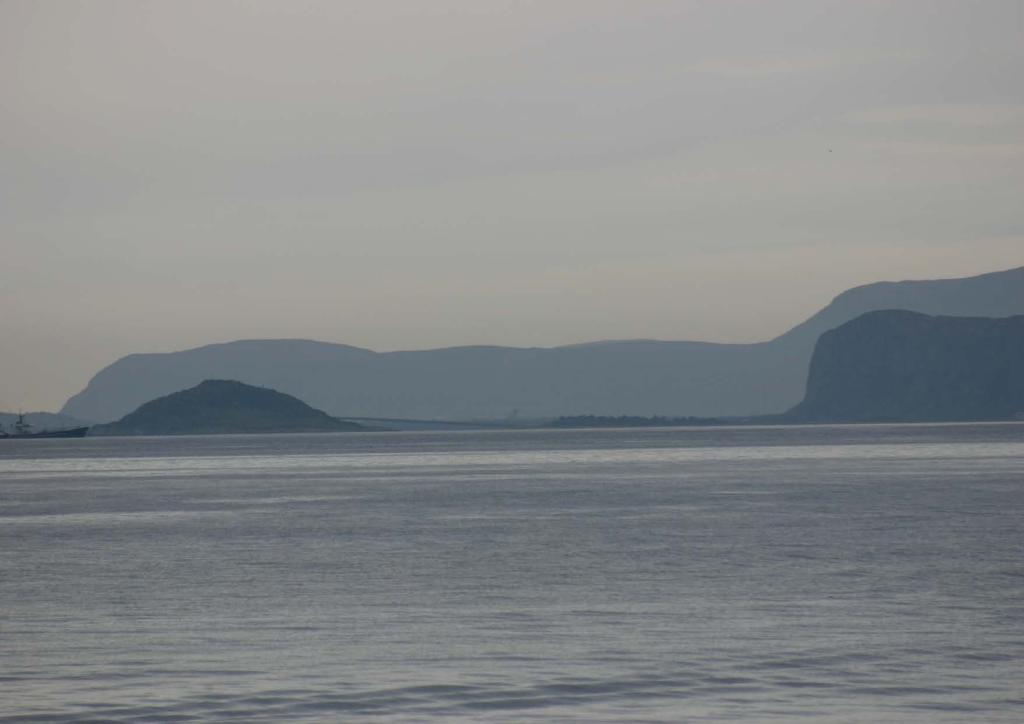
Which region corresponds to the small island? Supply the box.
[550,414,731,428]
[89,379,368,436]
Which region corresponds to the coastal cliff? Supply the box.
[786,311,1024,423]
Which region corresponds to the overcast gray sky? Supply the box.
[2,0,1023,411]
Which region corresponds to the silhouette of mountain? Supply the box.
[63,266,1024,423]
[786,311,1024,422]
[90,379,366,435]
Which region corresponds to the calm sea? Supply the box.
[2,424,1023,722]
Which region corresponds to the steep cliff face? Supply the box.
[787,311,1024,423]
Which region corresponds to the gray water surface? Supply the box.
[2,424,1023,721]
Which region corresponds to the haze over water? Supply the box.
[3,424,1024,721]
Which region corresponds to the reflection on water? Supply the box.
[2,424,1023,721]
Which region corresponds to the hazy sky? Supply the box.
[3,1,1023,411]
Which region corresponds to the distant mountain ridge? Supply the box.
[786,311,1024,422]
[90,379,366,436]
[63,266,1024,423]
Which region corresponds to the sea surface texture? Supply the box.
[2,425,1023,722]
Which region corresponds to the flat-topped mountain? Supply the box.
[786,311,1024,423]
[90,380,366,436]
[63,266,1024,423]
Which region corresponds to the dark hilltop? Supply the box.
[90,379,367,436]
